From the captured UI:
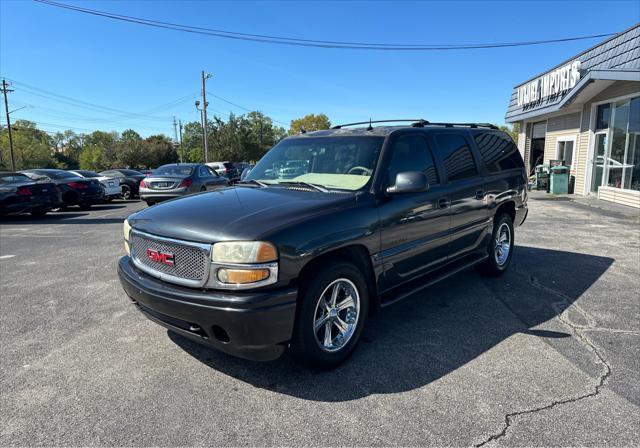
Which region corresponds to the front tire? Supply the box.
[291,262,369,369]
[121,185,132,200]
[477,213,514,276]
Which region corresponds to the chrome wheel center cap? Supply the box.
[328,308,338,319]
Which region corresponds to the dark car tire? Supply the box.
[291,262,369,369]
[145,201,155,207]
[477,213,515,277]
[121,185,132,200]
[78,203,92,210]
[30,209,48,217]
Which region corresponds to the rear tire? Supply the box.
[145,201,155,207]
[291,262,368,369]
[477,213,514,277]
[78,203,92,210]
[121,185,132,200]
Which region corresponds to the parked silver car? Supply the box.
[139,163,229,206]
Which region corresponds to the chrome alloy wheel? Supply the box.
[313,278,360,352]
[494,222,511,266]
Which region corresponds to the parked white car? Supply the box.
[69,170,121,201]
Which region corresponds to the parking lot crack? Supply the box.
[474,275,612,447]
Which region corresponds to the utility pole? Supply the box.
[200,70,212,164]
[1,79,16,171]
[172,116,178,142]
[178,120,184,163]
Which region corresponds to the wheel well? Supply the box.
[495,201,515,223]
[297,245,379,315]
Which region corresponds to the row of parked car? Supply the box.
[0,161,253,217]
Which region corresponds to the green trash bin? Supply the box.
[550,165,569,195]
[535,164,550,191]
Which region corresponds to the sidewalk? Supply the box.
[528,189,640,220]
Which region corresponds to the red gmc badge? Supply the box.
[146,248,175,266]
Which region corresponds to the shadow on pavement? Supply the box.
[169,245,614,402]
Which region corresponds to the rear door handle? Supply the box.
[438,198,450,209]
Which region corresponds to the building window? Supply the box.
[556,137,575,168]
[596,103,610,130]
[591,96,640,192]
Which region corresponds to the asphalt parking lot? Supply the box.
[1,197,639,446]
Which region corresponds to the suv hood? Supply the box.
[129,186,356,243]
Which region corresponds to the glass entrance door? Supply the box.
[591,132,607,193]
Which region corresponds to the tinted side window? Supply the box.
[387,135,439,186]
[474,131,524,173]
[434,134,478,182]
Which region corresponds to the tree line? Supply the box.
[1,112,515,172]
[0,112,332,171]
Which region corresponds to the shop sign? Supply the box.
[517,60,582,107]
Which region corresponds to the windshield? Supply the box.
[153,165,195,176]
[246,136,384,190]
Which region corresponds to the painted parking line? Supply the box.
[0,254,16,259]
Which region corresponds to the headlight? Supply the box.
[210,241,278,288]
[211,241,277,264]
[123,218,131,255]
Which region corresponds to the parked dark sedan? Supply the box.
[139,163,230,206]
[99,169,146,200]
[0,171,62,217]
[21,169,104,209]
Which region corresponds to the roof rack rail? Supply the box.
[332,119,429,129]
[427,122,500,130]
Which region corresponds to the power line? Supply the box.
[3,77,196,121]
[35,0,617,51]
[206,91,289,127]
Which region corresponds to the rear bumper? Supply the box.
[117,256,298,361]
[1,196,60,215]
[139,187,189,202]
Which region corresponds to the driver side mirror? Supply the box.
[386,171,429,194]
[240,168,252,181]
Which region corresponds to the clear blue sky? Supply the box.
[1,0,639,137]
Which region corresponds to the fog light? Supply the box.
[217,268,270,284]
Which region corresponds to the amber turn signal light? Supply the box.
[217,268,270,284]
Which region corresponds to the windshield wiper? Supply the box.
[237,179,269,187]
[277,181,328,193]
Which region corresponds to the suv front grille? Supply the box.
[131,232,209,284]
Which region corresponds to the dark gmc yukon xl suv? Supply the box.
[118,120,528,368]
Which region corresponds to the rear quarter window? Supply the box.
[474,131,524,173]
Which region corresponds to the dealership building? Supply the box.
[505,24,640,208]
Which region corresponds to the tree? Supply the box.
[499,123,520,143]
[78,145,103,171]
[116,129,143,168]
[84,130,118,169]
[0,120,55,169]
[142,135,177,168]
[288,114,330,135]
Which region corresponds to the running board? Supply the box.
[380,252,489,308]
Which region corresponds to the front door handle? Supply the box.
[476,190,486,200]
[438,198,450,209]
